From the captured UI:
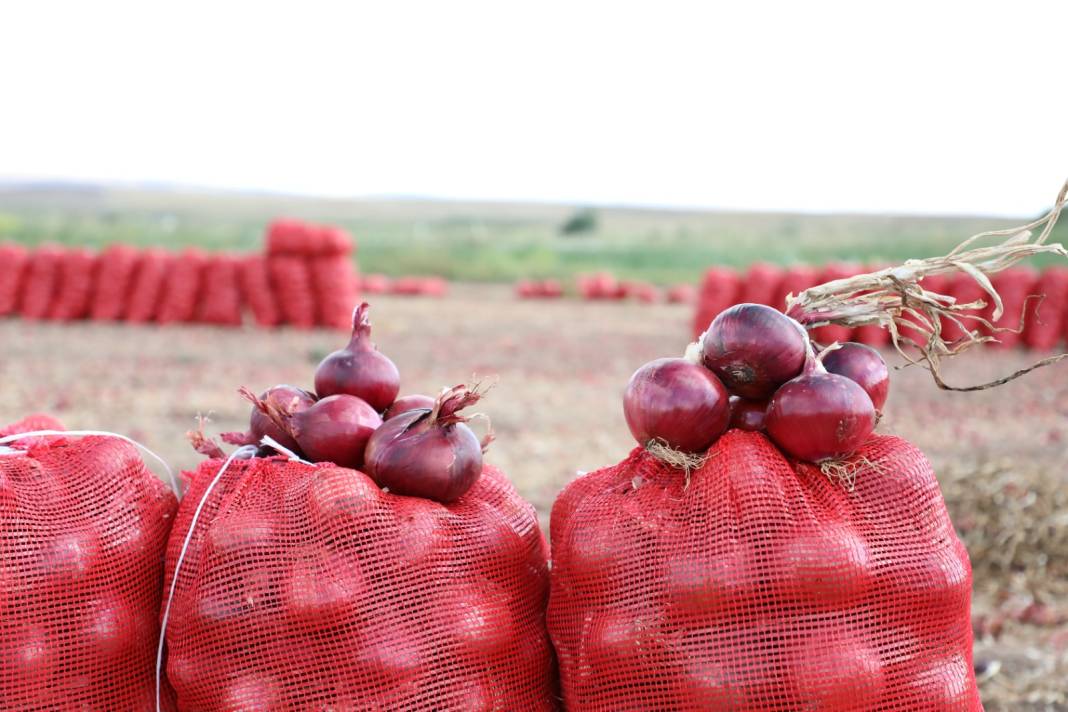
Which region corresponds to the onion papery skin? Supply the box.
[282,394,382,468]
[728,396,768,432]
[623,358,730,453]
[224,385,316,451]
[364,409,483,503]
[384,394,435,420]
[821,343,890,412]
[314,303,401,412]
[700,303,808,400]
[765,372,877,462]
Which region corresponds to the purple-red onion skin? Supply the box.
[250,385,315,451]
[765,373,877,462]
[288,394,382,468]
[821,343,890,412]
[314,305,401,412]
[700,304,808,400]
[384,394,435,420]
[623,358,730,453]
[364,410,483,503]
[729,396,768,432]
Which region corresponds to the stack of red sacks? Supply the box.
[265,219,358,329]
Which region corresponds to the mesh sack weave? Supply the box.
[161,458,557,711]
[771,264,819,314]
[90,244,141,321]
[548,430,980,711]
[267,255,317,328]
[940,272,988,345]
[693,267,741,338]
[0,418,179,711]
[1023,266,1068,350]
[49,247,98,321]
[982,267,1036,350]
[310,254,359,329]
[196,255,244,326]
[18,244,63,320]
[739,263,783,309]
[238,255,280,327]
[127,248,174,323]
[266,220,354,257]
[158,249,207,325]
[0,242,30,316]
[811,263,862,345]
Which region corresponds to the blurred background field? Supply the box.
[5,182,1067,284]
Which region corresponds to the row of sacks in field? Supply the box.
[517,273,697,303]
[695,262,1068,350]
[0,239,357,331]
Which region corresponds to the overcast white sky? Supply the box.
[1,1,1065,216]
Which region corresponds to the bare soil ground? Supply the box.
[3,284,1066,710]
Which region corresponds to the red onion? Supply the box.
[364,384,489,503]
[314,303,400,412]
[623,357,730,453]
[700,304,808,399]
[764,360,876,462]
[223,385,316,451]
[245,389,382,468]
[384,394,435,420]
[728,396,767,432]
[820,342,890,412]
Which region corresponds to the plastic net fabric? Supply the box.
[238,255,280,328]
[739,263,782,310]
[158,249,207,325]
[267,256,317,329]
[197,255,244,326]
[693,268,741,338]
[311,255,359,330]
[548,431,980,711]
[19,244,62,320]
[985,267,1036,350]
[0,242,30,316]
[90,244,141,321]
[0,419,179,710]
[50,248,98,321]
[1023,266,1068,350]
[162,458,557,711]
[127,248,174,323]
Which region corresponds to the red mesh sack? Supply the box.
[238,255,280,327]
[196,255,244,326]
[982,267,1036,349]
[310,254,359,329]
[0,421,179,711]
[739,262,783,308]
[90,244,141,321]
[811,263,862,345]
[126,248,174,323]
[0,242,30,316]
[1022,267,1068,350]
[941,272,988,345]
[268,255,317,328]
[18,244,63,320]
[157,249,207,325]
[50,247,98,321]
[693,267,740,338]
[548,431,980,711]
[266,220,354,257]
[160,458,556,710]
[772,264,819,314]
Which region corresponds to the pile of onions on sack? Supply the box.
[219,302,492,503]
[624,179,1068,479]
